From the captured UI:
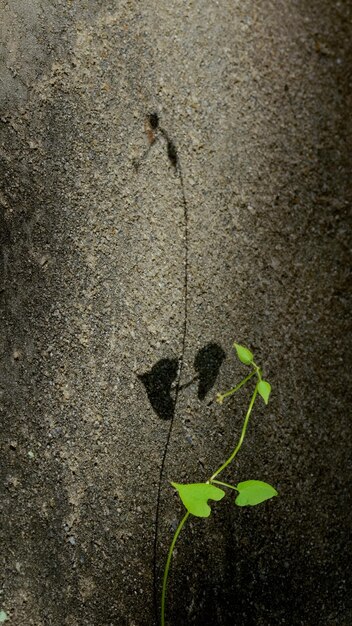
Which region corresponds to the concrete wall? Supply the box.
[1,1,351,624]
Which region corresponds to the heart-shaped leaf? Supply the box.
[257,380,271,405]
[235,480,278,507]
[233,343,253,365]
[171,482,225,518]
[0,610,8,623]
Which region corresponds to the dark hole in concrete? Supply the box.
[148,112,159,129]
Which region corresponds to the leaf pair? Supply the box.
[172,481,278,518]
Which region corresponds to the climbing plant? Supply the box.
[161,342,278,625]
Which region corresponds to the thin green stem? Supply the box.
[161,511,190,626]
[217,370,256,403]
[210,384,259,481]
[211,479,238,491]
[252,361,262,381]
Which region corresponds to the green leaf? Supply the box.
[171,482,225,518]
[233,343,253,365]
[0,610,8,623]
[235,480,278,507]
[257,380,271,404]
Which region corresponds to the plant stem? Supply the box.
[217,370,256,402]
[211,479,238,491]
[210,384,259,481]
[161,511,190,626]
[252,361,262,381]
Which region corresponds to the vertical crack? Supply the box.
[150,120,189,625]
[134,113,189,624]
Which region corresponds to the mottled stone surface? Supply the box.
[1,1,351,624]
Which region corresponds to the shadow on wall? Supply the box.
[169,501,352,625]
[138,342,226,419]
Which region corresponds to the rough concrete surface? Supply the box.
[1,1,351,624]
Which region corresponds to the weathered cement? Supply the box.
[1,1,351,624]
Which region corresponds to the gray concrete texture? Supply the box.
[1,1,351,624]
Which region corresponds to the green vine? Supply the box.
[161,342,278,625]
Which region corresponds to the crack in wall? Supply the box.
[132,112,189,623]
[135,114,225,623]
[144,115,190,624]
